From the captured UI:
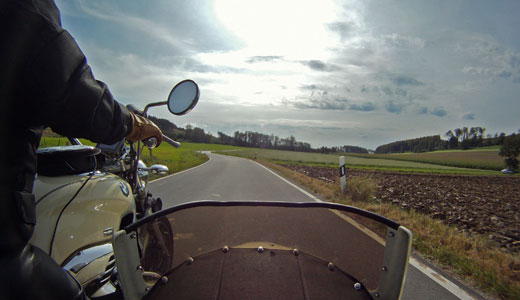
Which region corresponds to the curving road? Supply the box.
[148,153,486,300]
[149,153,312,205]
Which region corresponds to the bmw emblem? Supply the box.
[119,182,130,197]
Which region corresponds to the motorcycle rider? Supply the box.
[1,0,163,299]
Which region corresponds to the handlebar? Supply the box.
[163,135,181,148]
[126,104,144,116]
[127,104,180,148]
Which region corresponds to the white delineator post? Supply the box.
[339,156,346,194]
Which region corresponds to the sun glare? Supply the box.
[215,0,338,60]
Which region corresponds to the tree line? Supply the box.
[149,116,368,154]
[375,135,444,154]
[375,127,518,154]
[150,115,516,158]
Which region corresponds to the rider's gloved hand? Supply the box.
[126,112,163,146]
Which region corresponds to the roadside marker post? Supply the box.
[339,156,346,194]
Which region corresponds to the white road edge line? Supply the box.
[150,155,212,183]
[253,159,476,300]
[409,258,477,300]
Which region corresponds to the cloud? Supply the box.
[456,36,520,83]
[246,56,284,63]
[498,71,512,78]
[300,60,340,72]
[391,75,424,86]
[382,33,426,49]
[430,107,447,117]
[74,0,240,57]
[511,55,520,69]
[183,58,246,73]
[349,102,376,112]
[462,66,516,81]
[327,21,354,40]
[385,100,406,114]
[461,112,476,120]
[283,97,348,111]
[395,88,407,97]
[418,106,428,114]
[381,86,393,96]
[300,84,330,91]
[257,118,357,129]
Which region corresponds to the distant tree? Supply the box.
[444,130,453,139]
[454,128,462,142]
[342,145,369,153]
[444,130,457,149]
[375,135,443,154]
[498,132,506,145]
[499,134,520,171]
[448,136,458,149]
[462,127,469,141]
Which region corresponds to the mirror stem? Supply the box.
[143,101,168,116]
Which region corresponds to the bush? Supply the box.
[346,177,377,202]
[499,134,520,170]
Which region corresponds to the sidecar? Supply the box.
[113,201,412,300]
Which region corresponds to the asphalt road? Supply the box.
[148,153,485,300]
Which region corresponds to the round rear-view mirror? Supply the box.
[167,79,199,115]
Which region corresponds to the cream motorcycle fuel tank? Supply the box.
[30,172,135,266]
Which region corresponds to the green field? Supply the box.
[141,142,242,174]
[217,148,503,175]
[38,137,234,174]
[349,147,504,171]
[39,136,509,175]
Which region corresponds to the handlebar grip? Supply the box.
[126,104,145,116]
[163,135,181,148]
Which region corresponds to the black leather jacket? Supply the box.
[0,0,133,299]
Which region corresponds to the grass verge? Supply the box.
[142,143,208,176]
[39,137,210,176]
[256,159,520,300]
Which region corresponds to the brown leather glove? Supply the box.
[126,112,163,146]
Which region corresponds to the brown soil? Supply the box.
[284,164,520,253]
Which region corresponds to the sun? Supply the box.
[214,0,338,59]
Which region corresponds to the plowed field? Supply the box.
[284,164,520,252]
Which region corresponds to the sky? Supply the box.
[56,0,520,150]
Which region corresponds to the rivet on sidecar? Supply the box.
[222,246,229,253]
[292,249,299,256]
[257,246,264,253]
[161,276,168,284]
[354,282,362,290]
[136,265,143,271]
[374,292,381,297]
[130,232,137,239]
[381,266,388,272]
[388,232,395,238]
[327,262,334,271]
[187,257,194,265]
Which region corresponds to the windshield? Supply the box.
[127,202,398,297]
